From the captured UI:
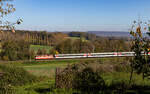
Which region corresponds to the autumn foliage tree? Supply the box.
[0,0,27,61]
[0,0,22,32]
[130,20,150,82]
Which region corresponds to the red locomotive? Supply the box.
[35,55,54,60]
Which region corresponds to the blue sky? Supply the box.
[7,0,150,31]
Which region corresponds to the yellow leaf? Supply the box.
[11,29,15,33]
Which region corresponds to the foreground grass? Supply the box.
[4,57,150,94]
[103,72,150,89]
[14,73,150,94]
[17,57,128,78]
[14,79,54,94]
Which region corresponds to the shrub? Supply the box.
[0,73,14,94]
[74,67,105,92]
[0,64,37,94]
[2,56,9,61]
[56,62,105,92]
[0,64,37,86]
[55,65,77,88]
[55,60,132,92]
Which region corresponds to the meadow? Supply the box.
[18,58,126,78]
[2,57,150,94]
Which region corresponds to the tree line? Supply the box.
[54,36,130,54]
[0,30,131,61]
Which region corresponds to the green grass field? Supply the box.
[30,45,53,54]
[23,62,73,78]
[4,57,150,94]
[11,57,127,78]
[19,58,100,78]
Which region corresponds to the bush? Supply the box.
[75,67,105,92]
[0,64,37,86]
[56,62,105,92]
[2,56,9,61]
[56,60,133,92]
[0,64,37,94]
[55,65,77,88]
[0,73,14,94]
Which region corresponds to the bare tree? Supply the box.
[0,0,22,33]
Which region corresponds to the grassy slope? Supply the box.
[19,58,101,78]
[30,45,53,54]
[19,58,126,78]
[23,62,73,78]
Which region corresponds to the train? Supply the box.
[35,52,142,60]
[35,55,54,60]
